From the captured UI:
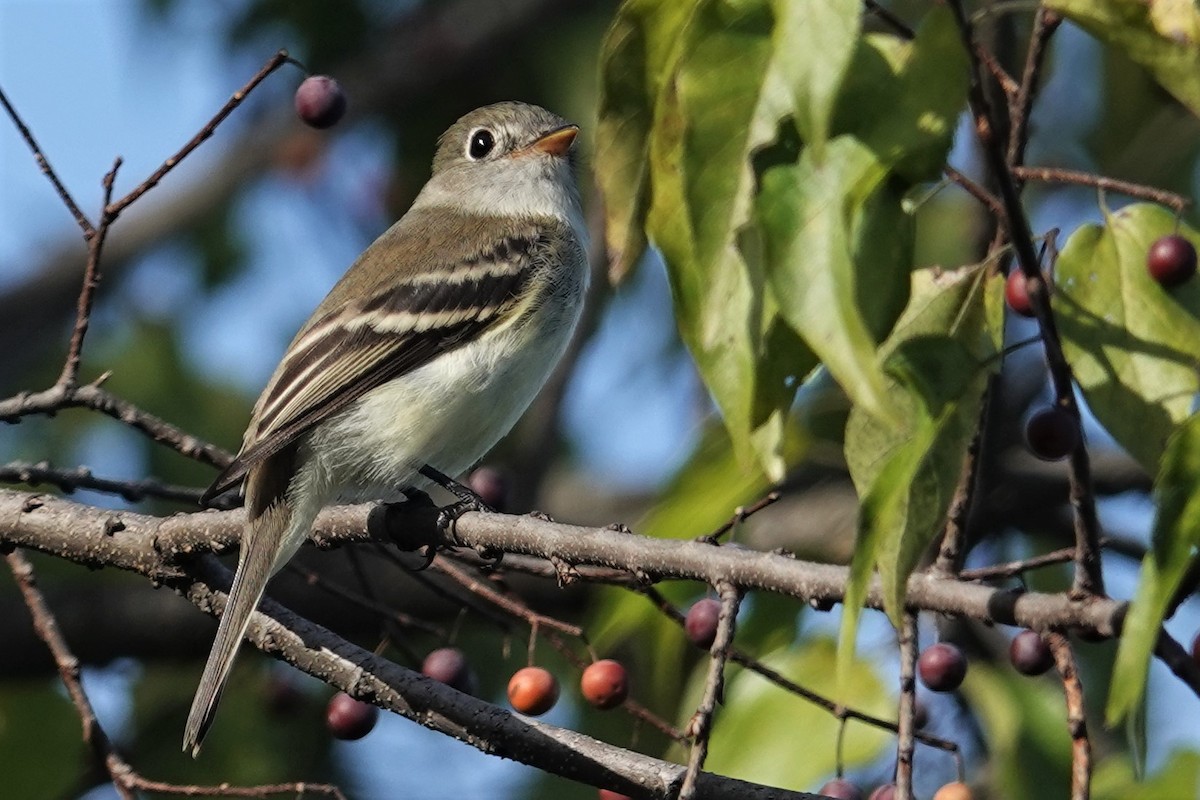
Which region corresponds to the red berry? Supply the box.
[507,667,559,716]
[325,692,378,740]
[1025,406,1079,461]
[918,643,967,692]
[1147,235,1197,287]
[580,659,629,710]
[819,778,864,800]
[1005,270,1036,317]
[933,781,974,800]
[294,75,347,129]
[468,466,509,512]
[868,784,896,800]
[422,647,474,694]
[685,598,722,649]
[598,791,634,800]
[1010,630,1054,676]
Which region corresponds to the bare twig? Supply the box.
[934,386,991,574]
[680,581,742,800]
[895,614,919,800]
[0,460,223,507]
[699,491,782,543]
[0,86,94,235]
[1007,8,1062,170]
[1013,166,1191,212]
[1046,632,1089,800]
[105,50,296,219]
[944,165,1006,219]
[948,0,1106,597]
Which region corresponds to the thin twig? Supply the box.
[895,613,919,800]
[1007,8,1062,170]
[864,0,915,39]
[1013,165,1191,212]
[949,0,1106,597]
[0,460,224,507]
[0,86,94,236]
[1046,632,1089,800]
[105,50,296,218]
[680,581,741,800]
[944,165,1006,219]
[698,491,782,543]
[934,384,992,574]
[58,159,120,388]
[0,382,233,469]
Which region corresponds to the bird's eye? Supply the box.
[468,128,495,159]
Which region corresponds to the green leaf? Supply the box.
[842,265,998,638]
[693,640,891,791]
[771,0,860,157]
[1094,749,1200,800]
[1047,0,1200,118]
[1055,203,1200,473]
[832,5,969,182]
[758,136,898,423]
[595,0,697,282]
[645,0,810,480]
[1107,413,1200,723]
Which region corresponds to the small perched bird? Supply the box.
[184,101,589,755]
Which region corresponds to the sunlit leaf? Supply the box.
[1055,203,1200,473]
[842,265,998,644]
[595,0,696,281]
[1047,0,1200,117]
[1108,413,1200,723]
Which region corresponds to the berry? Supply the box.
[913,700,928,730]
[580,659,629,710]
[918,643,967,692]
[1147,235,1197,287]
[1005,270,1037,317]
[598,791,634,800]
[685,598,722,649]
[325,692,378,740]
[933,781,974,800]
[264,674,303,716]
[422,647,474,694]
[819,778,864,800]
[868,784,896,800]
[468,466,509,512]
[507,667,559,716]
[1025,406,1079,461]
[294,75,347,129]
[1010,630,1054,676]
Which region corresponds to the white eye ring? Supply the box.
[467,128,496,160]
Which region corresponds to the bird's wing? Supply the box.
[202,212,566,503]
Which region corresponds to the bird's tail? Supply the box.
[183,502,290,756]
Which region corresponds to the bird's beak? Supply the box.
[528,124,578,157]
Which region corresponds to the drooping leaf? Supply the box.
[1047,0,1200,118]
[1107,413,1200,723]
[771,0,860,157]
[757,137,898,423]
[595,0,697,281]
[842,265,999,645]
[1055,203,1200,473]
[833,5,969,182]
[645,0,810,480]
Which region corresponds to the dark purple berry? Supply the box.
[1025,406,1078,461]
[1147,235,1197,287]
[819,778,864,800]
[422,647,475,694]
[295,75,347,129]
[918,643,967,692]
[684,598,722,649]
[1010,630,1054,676]
[468,466,509,512]
[326,691,378,740]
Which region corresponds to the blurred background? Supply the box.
[1,1,1199,798]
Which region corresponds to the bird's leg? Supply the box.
[418,465,493,544]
